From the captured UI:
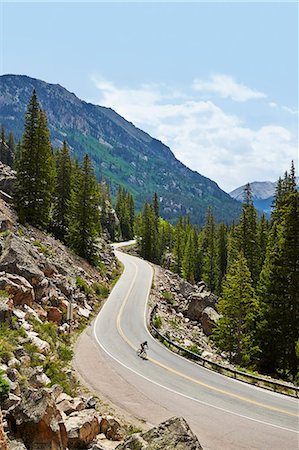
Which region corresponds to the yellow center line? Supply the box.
[115,255,298,419]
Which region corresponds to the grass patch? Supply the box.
[0,324,27,364]
[127,425,143,436]
[32,240,55,258]
[170,318,179,329]
[76,276,93,295]
[153,314,162,329]
[162,290,176,305]
[0,371,10,404]
[188,344,202,355]
[92,281,110,299]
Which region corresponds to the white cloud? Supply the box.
[91,76,297,192]
[193,73,267,102]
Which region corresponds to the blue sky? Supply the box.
[1,1,298,191]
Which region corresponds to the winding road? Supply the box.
[74,243,299,450]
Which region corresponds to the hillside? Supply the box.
[0,74,241,226]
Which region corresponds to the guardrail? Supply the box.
[149,304,299,398]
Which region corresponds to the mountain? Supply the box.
[230,178,299,213]
[0,74,241,226]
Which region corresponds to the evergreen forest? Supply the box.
[1,89,298,384]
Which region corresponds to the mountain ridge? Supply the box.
[230,178,299,213]
[0,74,241,225]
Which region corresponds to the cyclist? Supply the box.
[137,341,148,358]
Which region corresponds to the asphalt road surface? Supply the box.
[75,243,299,450]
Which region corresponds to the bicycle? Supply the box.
[137,348,147,360]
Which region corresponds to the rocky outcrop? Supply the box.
[116,417,202,450]
[0,235,44,286]
[0,408,8,450]
[0,272,34,307]
[0,162,16,194]
[6,388,68,450]
[187,291,218,322]
[201,307,220,336]
[64,409,100,449]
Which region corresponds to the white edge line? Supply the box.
[93,250,299,435]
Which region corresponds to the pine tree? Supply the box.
[182,226,196,283]
[67,154,101,264]
[215,222,228,295]
[171,217,184,274]
[115,186,135,240]
[139,202,156,261]
[257,214,268,275]
[201,208,217,291]
[7,132,15,166]
[14,91,55,229]
[237,184,259,283]
[212,252,260,366]
[51,141,72,241]
[258,189,299,379]
[0,126,6,163]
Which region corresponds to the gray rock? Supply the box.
[7,439,28,450]
[0,235,44,286]
[0,297,12,324]
[0,272,34,307]
[116,417,202,450]
[200,307,220,336]
[1,393,21,412]
[64,409,100,449]
[6,388,68,450]
[187,292,218,322]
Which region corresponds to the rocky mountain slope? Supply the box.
[0,74,241,226]
[230,178,299,213]
[0,163,203,449]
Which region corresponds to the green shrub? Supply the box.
[23,342,42,367]
[28,319,57,350]
[127,425,143,436]
[43,359,72,394]
[153,315,162,329]
[0,289,10,299]
[58,344,73,362]
[188,344,201,355]
[0,371,10,404]
[170,318,179,329]
[32,240,55,257]
[162,290,176,305]
[76,276,92,295]
[92,281,109,298]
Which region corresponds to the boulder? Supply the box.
[0,297,13,324]
[6,439,27,450]
[34,278,49,302]
[0,235,44,286]
[200,307,220,336]
[28,366,51,388]
[100,416,123,441]
[47,307,63,324]
[186,292,218,322]
[57,399,75,416]
[0,215,13,232]
[179,280,196,298]
[1,393,21,412]
[0,408,8,450]
[0,272,34,307]
[116,417,202,450]
[0,162,16,194]
[64,409,100,449]
[27,332,50,353]
[6,388,68,450]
